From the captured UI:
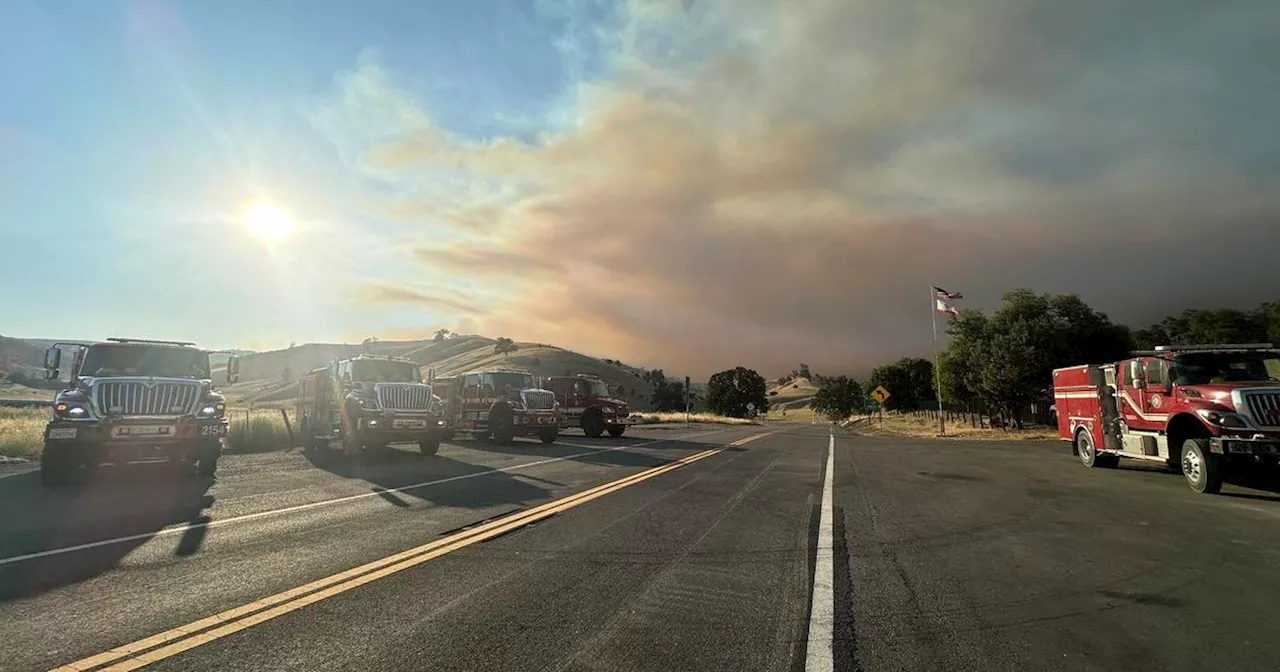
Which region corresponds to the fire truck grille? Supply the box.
[96,381,201,416]
[521,390,556,410]
[377,384,434,410]
[1243,391,1280,428]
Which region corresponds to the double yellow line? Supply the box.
[54,432,772,672]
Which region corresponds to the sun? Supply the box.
[241,203,296,241]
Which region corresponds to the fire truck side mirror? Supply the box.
[226,356,240,384]
[44,346,61,370]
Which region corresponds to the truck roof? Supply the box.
[1133,343,1278,356]
[339,354,418,364]
[461,368,533,376]
[547,374,602,380]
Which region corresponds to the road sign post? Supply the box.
[684,376,691,427]
[870,387,890,427]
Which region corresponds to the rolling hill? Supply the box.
[220,336,663,410]
[0,334,696,412]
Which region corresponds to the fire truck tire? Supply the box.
[1076,429,1113,468]
[582,411,605,438]
[539,428,558,444]
[341,431,362,460]
[606,426,626,438]
[418,437,440,456]
[1180,438,1223,494]
[492,421,516,445]
[195,440,220,477]
[40,443,78,486]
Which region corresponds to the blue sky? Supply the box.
[1,0,598,348]
[2,0,1278,377]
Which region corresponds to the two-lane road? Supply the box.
[3,424,1279,671]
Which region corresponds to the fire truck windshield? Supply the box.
[1171,353,1280,385]
[80,345,211,379]
[587,380,610,397]
[484,373,532,394]
[351,360,420,383]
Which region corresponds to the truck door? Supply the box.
[1117,358,1167,432]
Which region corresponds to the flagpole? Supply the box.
[931,286,945,435]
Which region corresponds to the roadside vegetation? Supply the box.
[853,412,1057,441]
[0,407,297,460]
[225,408,297,453]
[0,407,45,459]
[631,412,757,426]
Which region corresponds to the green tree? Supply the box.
[810,376,863,420]
[706,367,769,418]
[798,364,811,380]
[433,329,450,343]
[942,289,1132,426]
[651,380,686,412]
[494,337,519,358]
[866,358,934,411]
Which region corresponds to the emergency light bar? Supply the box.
[1132,343,1279,356]
[1153,343,1275,352]
[106,337,198,347]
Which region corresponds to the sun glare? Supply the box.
[242,203,296,242]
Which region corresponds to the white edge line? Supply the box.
[805,428,835,671]
[0,428,733,567]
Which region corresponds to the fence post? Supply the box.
[280,408,295,446]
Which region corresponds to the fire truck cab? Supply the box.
[296,355,446,459]
[544,374,636,438]
[437,369,561,444]
[1053,343,1280,493]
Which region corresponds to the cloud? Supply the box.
[357,285,488,315]
[322,0,1280,377]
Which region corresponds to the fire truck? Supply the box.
[296,355,447,459]
[544,374,636,437]
[1052,343,1280,493]
[39,338,230,485]
[435,368,561,444]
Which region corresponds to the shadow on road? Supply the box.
[460,436,691,469]
[0,465,215,601]
[302,445,552,511]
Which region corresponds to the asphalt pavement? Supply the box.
[2,423,1279,671]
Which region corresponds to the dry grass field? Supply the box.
[853,412,1058,441]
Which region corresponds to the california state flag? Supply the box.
[933,286,962,316]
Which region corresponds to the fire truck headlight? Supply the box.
[436,419,446,427]
[358,397,379,410]
[196,405,218,419]
[1197,409,1249,429]
[602,406,616,414]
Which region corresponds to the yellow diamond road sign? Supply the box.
[871,386,891,404]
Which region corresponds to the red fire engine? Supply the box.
[1052,343,1280,493]
[544,374,637,437]
[434,368,561,444]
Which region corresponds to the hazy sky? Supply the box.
[2,0,1278,377]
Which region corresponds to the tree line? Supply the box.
[811,291,1280,427]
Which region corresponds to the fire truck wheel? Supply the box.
[581,411,605,438]
[195,440,220,477]
[40,443,79,486]
[1180,438,1223,494]
[492,421,516,445]
[341,431,362,460]
[606,426,626,438]
[539,428,558,444]
[1076,430,1114,468]
[418,437,440,456]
